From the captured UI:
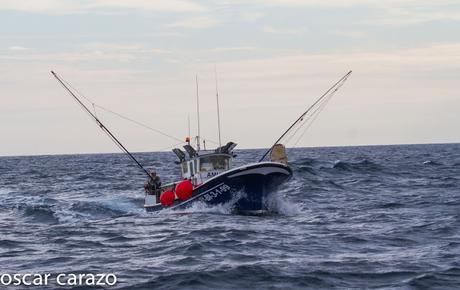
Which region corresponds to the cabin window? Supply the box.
[200,156,229,171]
[181,162,188,174]
[194,160,198,174]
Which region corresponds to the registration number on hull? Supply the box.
[202,184,231,202]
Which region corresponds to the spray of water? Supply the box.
[159,190,246,215]
[157,190,302,216]
[265,193,303,216]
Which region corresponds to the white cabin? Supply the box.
[172,142,237,186]
[180,153,232,186]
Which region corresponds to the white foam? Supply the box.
[99,198,142,214]
[265,193,303,216]
[159,191,245,215]
[0,188,12,196]
[171,200,233,214]
[53,208,81,224]
[157,190,302,216]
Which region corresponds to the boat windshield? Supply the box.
[200,155,230,171]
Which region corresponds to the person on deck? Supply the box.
[144,170,161,195]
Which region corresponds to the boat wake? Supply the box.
[5,190,144,225]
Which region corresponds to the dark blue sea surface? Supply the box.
[0,144,459,289]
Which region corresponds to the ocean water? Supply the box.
[0,144,459,289]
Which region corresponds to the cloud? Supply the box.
[332,30,367,38]
[165,16,220,29]
[231,0,460,26]
[3,41,459,76]
[81,43,145,51]
[345,43,460,70]
[89,0,205,12]
[262,26,307,36]
[369,8,460,26]
[239,11,265,22]
[241,0,459,8]
[1,42,179,64]
[194,42,460,84]
[79,42,173,57]
[151,48,173,55]
[0,0,206,14]
[251,0,358,7]
[210,46,257,52]
[8,46,31,51]
[1,48,139,63]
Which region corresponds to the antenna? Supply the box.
[214,65,222,149]
[186,115,191,145]
[195,75,201,151]
[187,115,191,138]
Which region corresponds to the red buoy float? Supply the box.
[175,180,193,201]
[160,190,175,207]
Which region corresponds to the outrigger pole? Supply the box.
[50,71,153,181]
[258,70,353,162]
[195,75,201,151]
[214,65,222,149]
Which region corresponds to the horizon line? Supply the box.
[1,141,459,158]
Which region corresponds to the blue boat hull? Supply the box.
[145,162,292,214]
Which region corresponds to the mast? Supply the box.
[50,71,153,181]
[195,75,201,151]
[215,66,222,148]
[258,70,353,162]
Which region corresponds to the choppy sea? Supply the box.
[0,143,459,289]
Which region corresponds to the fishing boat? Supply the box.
[51,70,352,214]
[144,142,292,214]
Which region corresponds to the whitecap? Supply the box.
[265,193,303,216]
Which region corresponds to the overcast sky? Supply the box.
[1,0,459,156]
